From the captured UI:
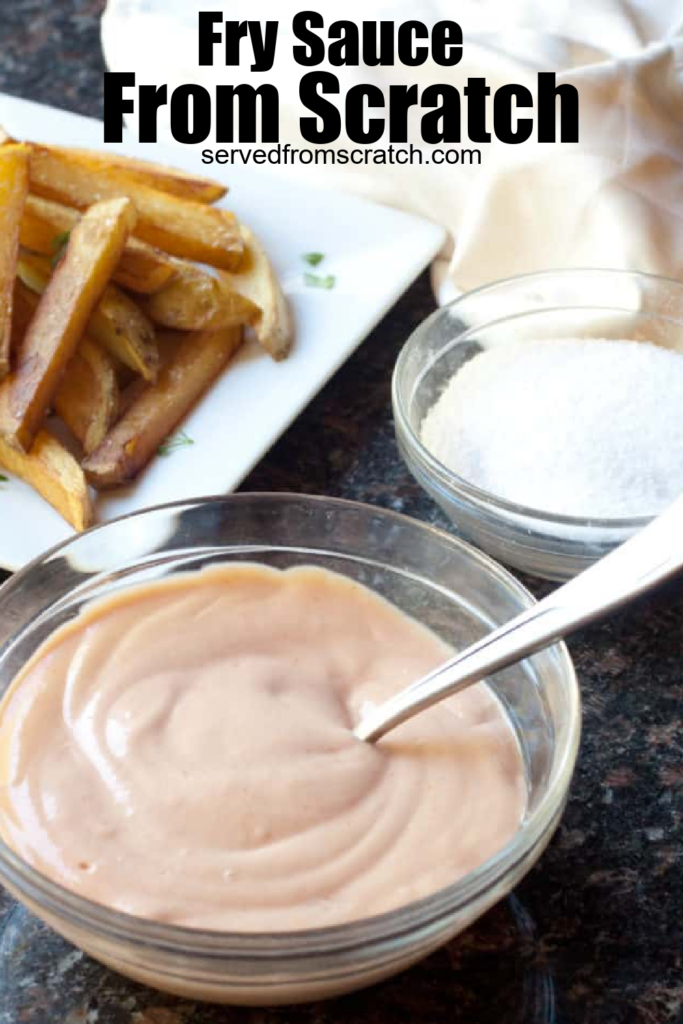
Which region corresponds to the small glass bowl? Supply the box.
[0,495,579,1005]
[394,269,683,580]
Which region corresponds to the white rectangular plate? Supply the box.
[0,93,444,571]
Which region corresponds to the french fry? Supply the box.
[15,252,52,295]
[116,375,150,420]
[88,286,159,382]
[144,261,259,331]
[11,279,119,454]
[10,279,38,356]
[223,224,293,360]
[0,145,29,378]
[0,429,93,530]
[0,133,226,203]
[61,147,227,203]
[21,195,176,294]
[84,326,243,488]
[115,329,185,417]
[19,195,76,253]
[18,253,159,382]
[112,239,176,294]
[54,340,119,455]
[28,145,243,271]
[0,196,135,451]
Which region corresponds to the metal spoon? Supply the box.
[354,494,683,743]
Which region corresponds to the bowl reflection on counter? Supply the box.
[0,495,580,1005]
[394,269,683,580]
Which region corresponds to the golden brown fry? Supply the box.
[113,238,176,294]
[0,145,29,378]
[0,429,93,530]
[15,253,50,294]
[84,326,243,488]
[28,145,243,271]
[223,223,293,360]
[21,195,176,294]
[18,253,159,382]
[115,329,184,417]
[10,279,38,356]
[62,147,227,203]
[19,195,74,253]
[0,196,135,451]
[3,134,225,202]
[54,340,119,455]
[116,375,149,420]
[10,279,120,454]
[88,285,159,382]
[144,261,259,331]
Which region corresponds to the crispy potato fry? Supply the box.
[144,261,259,331]
[223,224,293,360]
[0,429,93,530]
[15,253,51,294]
[4,131,226,208]
[28,145,243,271]
[116,375,150,420]
[62,147,227,203]
[0,145,29,378]
[10,278,38,355]
[0,196,135,451]
[54,340,119,455]
[21,195,176,294]
[18,253,159,382]
[84,326,243,488]
[115,329,185,417]
[112,238,176,294]
[19,194,76,253]
[88,285,159,382]
[10,279,119,453]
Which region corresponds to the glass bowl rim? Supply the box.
[394,267,683,531]
[0,492,580,959]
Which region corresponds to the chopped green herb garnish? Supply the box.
[50,231,71,268]
[158,431,195,457]
[303,252,325,267]
[304,273,336,290]
[0,474,7,483]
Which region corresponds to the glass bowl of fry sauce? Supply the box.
[0,494,579,1005]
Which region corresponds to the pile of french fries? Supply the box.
[0,136,292,531]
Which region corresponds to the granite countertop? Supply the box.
[1,3,683,1022]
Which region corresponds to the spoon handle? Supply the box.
[354,494,683,743]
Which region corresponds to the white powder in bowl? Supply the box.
[420,338,683,520]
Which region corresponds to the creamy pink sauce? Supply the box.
[0,565,525,931]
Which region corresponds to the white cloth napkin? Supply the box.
[101,0,683,302]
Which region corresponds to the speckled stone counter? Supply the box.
[1,4,683,1022]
